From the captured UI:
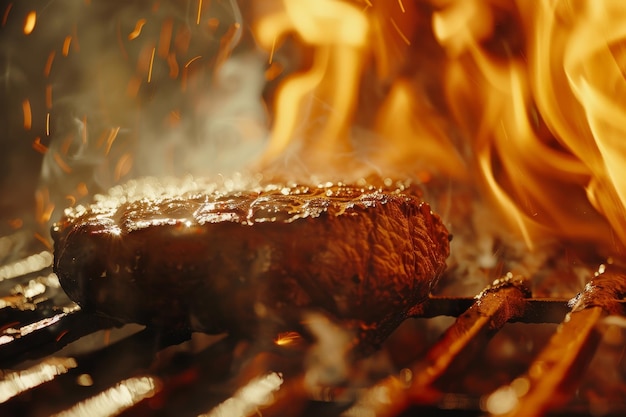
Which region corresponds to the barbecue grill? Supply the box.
[1,233,625,417]
[3,0,626,415]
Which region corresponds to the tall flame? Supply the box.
[9,0,626,257]
[252,0,626,255]
[524,0,626,251]
[255,0,369,170]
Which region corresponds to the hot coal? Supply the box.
[51,177,450,347]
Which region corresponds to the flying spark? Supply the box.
[32,137,48,154]
[105,127,121,155]
[269,36,277,64]
[398,0,406,13]
[53,152,72,174]
[22,99,32,130]
[23,11,36,35]
[62,36,72,56]
[167,53,179,78]
[2,4,12,27]
[44,51,55,77]
[129,19,147,40]
[390,17,410,45]
[147,47,156,82]
[197,0,202,25]
[184,55,202,68]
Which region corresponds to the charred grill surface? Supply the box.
[0,262,626,416]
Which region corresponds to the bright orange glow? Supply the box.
[255,0,369,167]
[147,47,156,82]
[31,1,626,262]
[390,18,410,45]
[128,18,147,40]
[44,51,55,77]
[35,188,55,225]
[268,36,277,64]
[22,99,32,130]
[105,126,121,155]
[265,62,283,81]
[23,11,36,35]
[32,137,48,154]
[397,0,405,14]
[184,55,202,68]
[55,329,69,342]
[274,331,302,346]
[60,135,73,155]
[374,80,464,179]
[62,36,72,56]
[181,55,202,90]
[196,0,202,25]
[250,0,626,255]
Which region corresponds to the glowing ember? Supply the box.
[23,10,36,35]
[128,19,147,40]
[274,331,302,346]
[21,99,32,130]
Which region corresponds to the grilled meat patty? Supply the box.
[52,177,450,346]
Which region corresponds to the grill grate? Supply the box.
[0,248,625,417]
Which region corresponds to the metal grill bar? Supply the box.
[485,267,626,417]
[0,308,118,368]
[0,259,625,417]
[343,282,528,416]
[493,306,604,417]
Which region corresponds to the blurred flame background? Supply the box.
[1,0,626,274]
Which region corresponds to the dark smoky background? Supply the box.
[0,0,270,239]
[0,0,46,235]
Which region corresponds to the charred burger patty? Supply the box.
[52,177,450,346]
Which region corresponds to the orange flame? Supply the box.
[255,0,370,168]
[251,0,626,255]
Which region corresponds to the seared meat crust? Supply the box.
[52,177,449,346]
